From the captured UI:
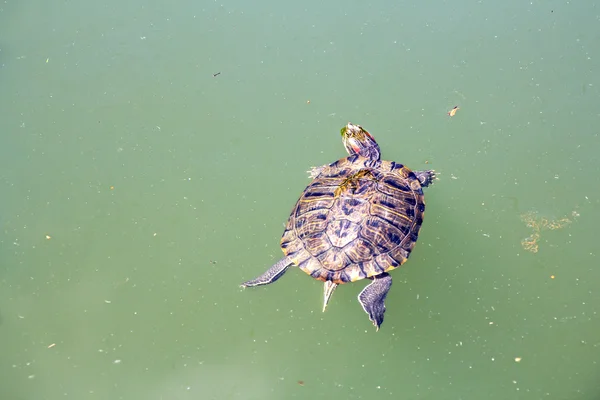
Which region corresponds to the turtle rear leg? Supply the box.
[358,273,392,331]
[240,256,294,287]
[413,169,437,187]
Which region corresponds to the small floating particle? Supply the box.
[213,72,221,77]
[47,343,56,348]
[306,100,310,104]
[113,359,122,364]
[514,357,522,362]
[297,380,305,386]
[448,106,459,117]
[550,275,555,279]
[46,58,49,63]
[104,300,112,304]
[45,235,52,240]
[425,160,429,164]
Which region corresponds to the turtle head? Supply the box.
[341,123,381,160]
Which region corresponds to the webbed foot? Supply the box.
[413,169,437,187]
[240,256,294,287]
[357,273,392,331]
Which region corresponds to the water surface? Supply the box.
[1,1,599,399]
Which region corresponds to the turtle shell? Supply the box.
[280,154,426,284]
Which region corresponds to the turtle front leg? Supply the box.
[413,169,437,187]
[357,273,392,331]
[307,165,326,179]
[240,256,294,287]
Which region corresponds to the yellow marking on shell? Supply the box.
[371,203,414,223]
[334,170,376,198]
[409,180,422,191]
[398,167,411,179]
[348,267,363,282]
[395,255,409,268]
[388,253,409,271]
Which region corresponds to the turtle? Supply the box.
[240,123,436,330]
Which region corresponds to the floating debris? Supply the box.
[520,210,576,253]
[448,106,459,117]
[521,232,541,253]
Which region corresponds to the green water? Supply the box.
[1,0,599,399]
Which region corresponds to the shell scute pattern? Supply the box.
[316,247,348,271]
[338,197,370,221]
[281,156,426,284]
[302,232,332,257]
[326,219,360,248]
